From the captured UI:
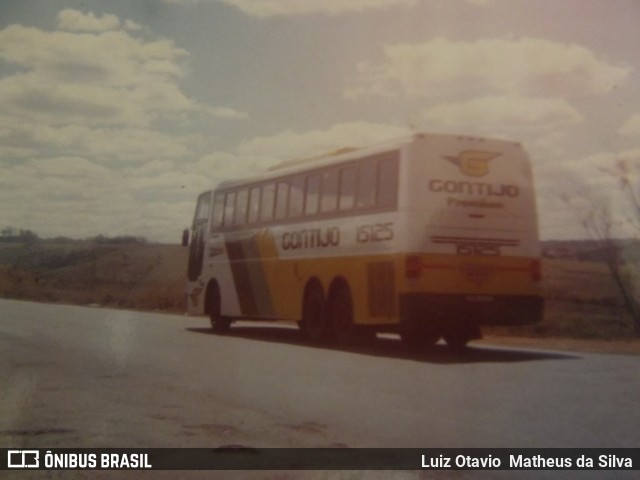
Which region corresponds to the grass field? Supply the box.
[0,242,188,313]
[0,240,637,340]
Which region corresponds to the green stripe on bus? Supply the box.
[225,235,275,317]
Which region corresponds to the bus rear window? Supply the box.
[248,186,261,224]
[320,169,338,213]
[356,160,377,209]
[305,174,320,215]
[234,189,249,225]
[377,157,399,207]
[275,181,289,220]
[260,183,276,222]
[338,166,356,211]
[223,191,236,226]
[288,175,305,218]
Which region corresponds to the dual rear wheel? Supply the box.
[301,282,371,346]
[211,278,477,349]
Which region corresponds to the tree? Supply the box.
[562,154,640,334]
[18,229,40,244]
[2,226,16,237]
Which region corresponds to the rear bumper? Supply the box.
[399,293,544,326]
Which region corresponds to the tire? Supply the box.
[301,283,329,343]
[443,322,480,349]
[207,284,231,333]
[329,285,357,346]
[443,331,470,349]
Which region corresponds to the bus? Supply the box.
[186,132,543,348]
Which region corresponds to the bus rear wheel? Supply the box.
[301,284,329,343]
[442,322,480,349]
[329,285,356,346]
[443,331,470,349]
[329,283,374,346]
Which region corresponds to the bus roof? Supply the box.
[214,132,520,191]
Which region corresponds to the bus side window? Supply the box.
[223,191,236,227]
[260,183,276,222]
[248,186,261,224]
[320,169,338,213]
[338,166,356,211]
[275,181,289,220]
[377,156,399,208]
[211,192,225,230]
[288,175,304,218]
[356,160,377,209]
[304,174,320,216]
[234,189,249,225]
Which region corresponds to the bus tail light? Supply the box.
[530,259,542,282]
[405,255,422,280]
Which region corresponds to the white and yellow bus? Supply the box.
[186,132,543,348]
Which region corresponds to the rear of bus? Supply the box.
[398,134,543,347]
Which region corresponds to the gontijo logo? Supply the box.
[8,450,39,468]
[443,150,501,177]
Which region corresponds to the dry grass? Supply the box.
[0,242,188,313]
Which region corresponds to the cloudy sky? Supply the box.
[1,0,638,242]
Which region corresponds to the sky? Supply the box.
[0,0,639,242]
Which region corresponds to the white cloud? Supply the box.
[465,0,494,5]
[1,121,193,163]
[29,157,112,178]
[57,9,121,32]
[0,25,187,86]
[195,151,279,186]
[127,160,177,177]
[0,23,195,131]
[619,114,640,138]
[212,0,493,17]
[185,122,412,194]
[346,37,631,100]
[211,106,249,119]
[420,95,583,132]
[216,0,417,17]
[540,149,640,209]
[527,131,571,161]
[124,19,145,32]
[237,121,410,160]
[0,16,246,135]
[0,154,209,241]
[0,12,218,240]
[535,148,640,239]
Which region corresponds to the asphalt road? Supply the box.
[1,298,639,479]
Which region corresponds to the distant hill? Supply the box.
[541,239,640,263]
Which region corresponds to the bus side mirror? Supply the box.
[182,228,190,247]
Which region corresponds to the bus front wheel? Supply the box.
[207,283,231,333]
